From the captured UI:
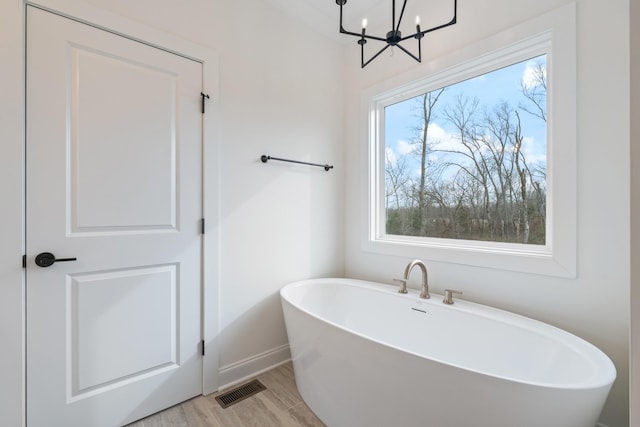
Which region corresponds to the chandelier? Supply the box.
[335,0,457,68]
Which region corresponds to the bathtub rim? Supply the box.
[280,277,617,391]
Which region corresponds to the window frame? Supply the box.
[362,4,576,278]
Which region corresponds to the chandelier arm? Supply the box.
[340,28,388,42]
[394,0,409,34]
[362,44,391,68]
[391,0,396,30]
[393,42,421,63]
[361,34,389,42]
[399,16,457,42]
[338,1,387,42]
[400,0,458,41]
[338,1,346,34]
[399,0,457,42]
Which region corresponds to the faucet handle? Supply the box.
[443,289,463,305]
[393,278,408,294]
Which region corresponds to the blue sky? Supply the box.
[384,54,547,176]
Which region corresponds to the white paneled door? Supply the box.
[26,7,203,426]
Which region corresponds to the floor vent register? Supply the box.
[215,379,267,409]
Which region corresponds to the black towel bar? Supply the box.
[260,155,333,171]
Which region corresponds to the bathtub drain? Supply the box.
[215,379,267,408]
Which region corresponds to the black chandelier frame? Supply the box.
[336,0,457,68]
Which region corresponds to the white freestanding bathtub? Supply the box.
[280,278,616,427]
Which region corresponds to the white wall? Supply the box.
[57,0,347,383]
[344,1,630,426]
[211,1,346,378]
[630,0,639,424]
[0,1,25,426]
[0,0,345,425]
[1,0,635,426]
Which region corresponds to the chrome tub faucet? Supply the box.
[394,259,430,299]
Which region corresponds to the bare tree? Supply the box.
[513,111,530,243]
[385,151,410,210]
[411,89,445,235]
[520,60,547,122]
[385,151,413,234]
[440,95,494,238]
[483,102,515,239]
[383,60,547,244]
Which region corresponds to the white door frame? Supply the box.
[0,1,27,426]
[1,1,219,424]
[15,1,219,423]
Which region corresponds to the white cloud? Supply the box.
[520,136,546,165]
[522,61,546,89]
[385,147,397,166]
[397,139,414,155]
[385,140,414,168]
[428,123,464,152]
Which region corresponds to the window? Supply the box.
[384,55,547,245]
[363,5,576,277]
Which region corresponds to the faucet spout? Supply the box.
[403,260,430,299]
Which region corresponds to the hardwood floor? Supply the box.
[127,362,326,427]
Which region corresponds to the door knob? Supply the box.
[34,252,77,268]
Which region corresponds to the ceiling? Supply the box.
[265,0,455,45]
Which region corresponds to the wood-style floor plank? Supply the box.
[127,362,325,427]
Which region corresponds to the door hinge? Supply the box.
[22,254,26,269]
[200,92,210,114]
[201,340,205,356]
[201,218,205,235]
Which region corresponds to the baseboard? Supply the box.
[218,344,291,391]
[596,423,609,427]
